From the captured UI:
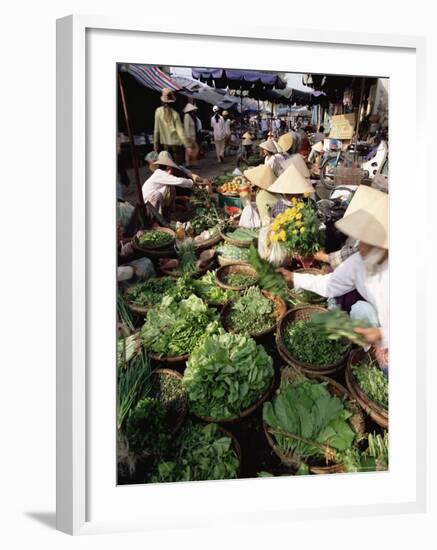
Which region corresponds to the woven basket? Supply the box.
[221,290,286,338]
[345,348,389,429]
[276,306,350,375]
[131,227,176,252]
[149,350,189,365]
[217,255,250,267]
[124,276,174,317]
[151,368,188,438]
[215,263,258,291]
[219,228,258,248]
[263,367,366,474]
[159,257,216,279]
[192,374,275,424]
[194,232,223,250]
[288,268,326,305]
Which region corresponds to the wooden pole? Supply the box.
[118,73,144,206]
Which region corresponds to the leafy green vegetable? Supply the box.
[137,230,174,248]
[125,397,169,455]
[125,277,174,307]
[226,287,276,334]
[217,243,250,261]
[308,308,371,346]
[140,294,220,357]
[150,422,239,483]
[184,330,274,419]
[117,293,135,333]
[247,245,288,300]
[175,239,197,275]
[225,227,259,241]
[117,350,152,430]
[193,270,235,304]
[284,319,347,366]
[352,359,389,408]
[263,376,356,464]
[190,187,222,234]
[222,272,258,287]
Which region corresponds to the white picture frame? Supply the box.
[56,14,427,536]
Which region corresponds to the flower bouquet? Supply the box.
[269,198,323,267]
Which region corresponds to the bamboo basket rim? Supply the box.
[215,263,259,291]
[220,290,287,338]
[276,306,351,374]
[263,369,365,473]
[191,373,275,424]
[194,232,223,250]
[345,348,389,428]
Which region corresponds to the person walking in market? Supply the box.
[183,103,200,167]
[210,105,227,163]
[277,188,389,372]
[222,110,232,156]
[153,87,192,166]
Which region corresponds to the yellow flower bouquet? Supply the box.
[269,199,323,259]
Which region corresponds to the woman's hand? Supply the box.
[353,327,382,345]
[275,267,294,287]
[313,250,330,264]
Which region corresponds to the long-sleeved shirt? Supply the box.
[256,189,280,224]
[264,153,283,177]
[153,106,189,148]
[183,113,197,142]
[211,114,227,141]
[142,168,193,203]
[293,252,389,348]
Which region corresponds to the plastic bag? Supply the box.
[257,224,288,266]
[239,202,261,228]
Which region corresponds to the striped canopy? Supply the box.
[126,64,181,92]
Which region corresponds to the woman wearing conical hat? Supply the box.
[183,103,200,167]
[243,164,278,224]
[258,139,284,177]
[278,187,389,368]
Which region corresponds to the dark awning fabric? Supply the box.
[191,68,286,90]
[180,87,238,109]
[124,64,181,92]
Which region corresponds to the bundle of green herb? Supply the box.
[137,230,174,248]
[352,359,388,408]
[183,330,274,419]
[226,287,276,334]
[125,397,169,456]
[263,376,356,464]
[216,243,250,261]
[308,308,371,346]
[247,245,288,300]
[117,293,135,333]
[225,227,259,242]
[125,277,174,308]
[222,272,258,288]
[193,271,235,304]
[140,294,220,357]
[284,319,347,366]
[150,422,239,483]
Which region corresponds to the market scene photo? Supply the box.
[116,64,389,484]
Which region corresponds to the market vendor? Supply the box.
[267,161,315,218]
[259,139,283,177]
[153,88,192,166]
[243,164,278,224]
[142,151,195,213]
[276,132,294,172]
[277,189,389,364]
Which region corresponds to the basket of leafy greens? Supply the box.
[183,330,274,422]
[221,287,286,338]
[345,348,389,428]
[263,367,366,473]
[215,263,259,291]
[192,270,236,306]
[216,243,251,266]
[276,306,351,375]
[132,227,175,251]
[220,226,260,248]
[149,421,241,483]
[124,277,175,316]
[140,293,220,362]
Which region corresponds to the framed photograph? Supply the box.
[56,15,426,535]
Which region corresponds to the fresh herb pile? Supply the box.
[263,375,357,464]
[190,187,222,234]
[193,270,235,304]
[283,319,348,366]
[125,277,174,308]
[140,294,220,357]
[137,230,174,248]
[151,372,187,424]
[226,287,276,335]
[125,397,170,456]
[308,308,371,346]
[247,245,288,300]
[352,359,389,408]
[183,330,274,419]
[217,243,250,261]
[222,271,258,288]
[150,422,239,483]
[225,227,259,242]
[174,239,197,275]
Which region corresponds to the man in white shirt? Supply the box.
[210,105,227,163]
[142,151,193,212]
[277,188,389,354]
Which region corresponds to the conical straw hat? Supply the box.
[243,164,277,190]
[343,185,387,217]
[282,153,310,178]
[311,141,324,153]
[335,188,388,249]
[242,138,253,146]
[267,163,315,194]
[277,133,294,153]
[242,132,252,139]
[258,139,278,155]
[151,150,180,172]
[183,103,197,113]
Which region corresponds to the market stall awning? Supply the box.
[180,87,238,110]
[124,64,181,92]
[191,68,286,91]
